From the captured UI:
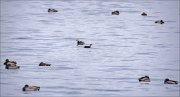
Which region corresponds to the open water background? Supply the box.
[0,0,179,96]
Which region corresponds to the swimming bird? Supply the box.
[155,20,164,24]
[22,84,40,91]
[76,40,85,46]
[84,44,92,48]
[4,59,20,69]
[112,10,119,15]
[48,8,58,12]
[141,12,147,16]
[164,78,178,84]
[138,76,150,82]
[39,62,51,66]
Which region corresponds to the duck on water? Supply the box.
[138,76,150,82]
[3,59,20,69]
[39,62,51,66]
[155,20,164,24]
[112,10,119,15]
[22,84,40,91]
[141,12,147,16]
[48,8,58,12]
[164,78,178,84]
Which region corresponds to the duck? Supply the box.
[4,59,20,69]
[164,78,178,84]
[39,62,51,66]
[141,12,147,16]
[5,65,20,69]
[112,10,119,15]
[48,8,58,12]
[76,40,85,46]
[155,20,164,24]
[4,59,17,65]
[84,44,92,48]
[138,76,150,82]
[22,84,40,91]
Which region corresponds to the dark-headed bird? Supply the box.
[138,76,150,82]
[164,78,178,84]
[39,62,51,66]
[141,12,147,16]
[155,20,164,24]
[112,10,119,15]
[22,84,40,91]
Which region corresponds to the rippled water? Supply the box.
[0,0,179,96]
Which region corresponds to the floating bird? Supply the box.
[164,78,178,84]
[4,59,20,69]
[22,84,40,91]
[39,62,51,66]
[112,10,119,15]
[138,76,150,82]
[141,12,147,16]
[76,40,85,46]
[48,8,58,12]
[84,44,92,48]
[155,20,164,24]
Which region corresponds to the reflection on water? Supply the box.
[0,0,179,96]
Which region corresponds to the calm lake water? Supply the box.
[0,0,179,96]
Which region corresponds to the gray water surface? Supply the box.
[0,0,179,96]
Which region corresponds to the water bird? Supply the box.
[22,84,40,91]
[76,40,85,46]
[4,59,20,69]
[141,12,147,16]
[112,10,119,15]
[48,8,58,12]
[164,78,178,84]
[155,20,164,24]
[138,76,150,82]
[39,62,51,66]
[84,44,92,48]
